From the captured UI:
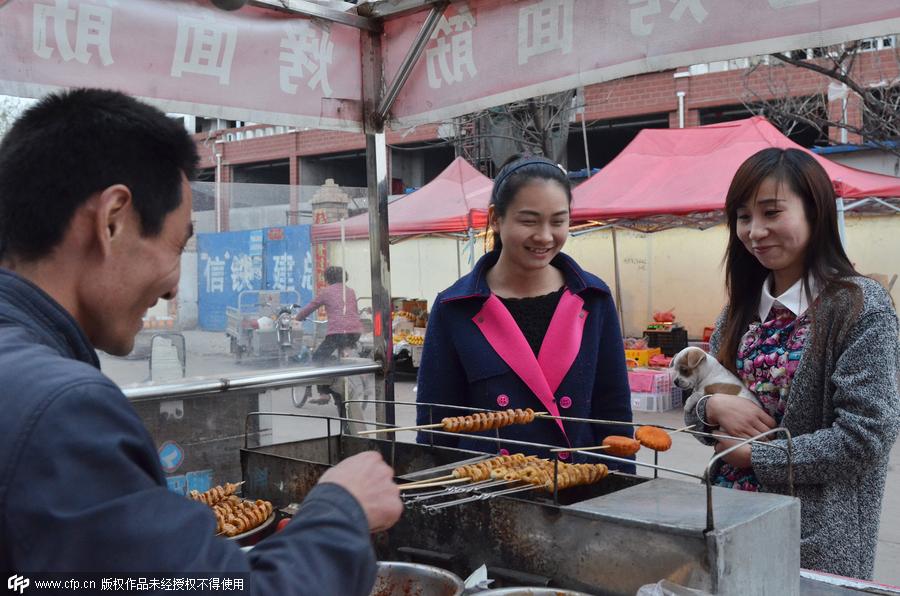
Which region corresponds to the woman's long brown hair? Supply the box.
[717,148,858,374]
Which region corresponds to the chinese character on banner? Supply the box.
[271,254,295,291]
[518,0,573,65]
[171,16,237,85]
[301,250,314,292]
[768,0,818,7]
[32,0,114,66]
[629,0,708,37]
[669,0,708,24]
[204,256,226,293]
[426,4,477,89]
[230,253,257,292]
[279,21,334,97]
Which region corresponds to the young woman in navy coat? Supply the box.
[415,156,634,471]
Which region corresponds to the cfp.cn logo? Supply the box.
[7,575,29,594]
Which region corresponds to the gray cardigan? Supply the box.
[685,276,900,579]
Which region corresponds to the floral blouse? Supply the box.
[713,302,812,490]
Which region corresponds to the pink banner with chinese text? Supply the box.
[384,0,900,127]
[0,0,363,130]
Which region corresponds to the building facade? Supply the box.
[192,39,900,230]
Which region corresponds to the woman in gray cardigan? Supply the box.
[684,148,900,580]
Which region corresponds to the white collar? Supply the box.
[758,274,820,321]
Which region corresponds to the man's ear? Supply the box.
[92,184,133,257]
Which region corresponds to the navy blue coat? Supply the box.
[415,251,634,472]
[0,269,375,594]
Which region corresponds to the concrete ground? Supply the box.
[98,330,900,586]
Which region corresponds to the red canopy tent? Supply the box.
[571,116,900,230]
[312,156,492,241]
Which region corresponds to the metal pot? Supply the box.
[369,562,464,596]
[475,589,594,596]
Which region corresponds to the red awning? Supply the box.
[571,116,900,223]
[312,156,492,241]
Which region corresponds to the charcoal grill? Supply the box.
[237,403,806,595]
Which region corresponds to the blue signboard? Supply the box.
[197,229,264,331]
[186,469,214,494]
[158,440,185,473]
[262,225,314,305]
[197,225,313,331]
[166,475,187,496]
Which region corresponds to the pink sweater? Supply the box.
[295,283,364,335]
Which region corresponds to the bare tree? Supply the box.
[741,40,900,155]
[452,90,576,175]
[0,95,32,140]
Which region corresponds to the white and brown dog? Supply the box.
[671,346,762,413]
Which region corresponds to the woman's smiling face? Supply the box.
[736,176,811,281]
[489,179,570,272]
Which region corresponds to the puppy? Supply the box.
[671,346,762,414]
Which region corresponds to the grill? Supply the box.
[239,406,802,595]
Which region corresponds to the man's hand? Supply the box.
[318,451,402,533]
[706,394,775,438]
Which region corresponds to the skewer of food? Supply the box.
[188,481,243,506]
[212,495,274,537]
[634,426,673,451]
[358,408,539,435]
[188,482,274,538]
[446,454,609,491]
[601,435,642,457]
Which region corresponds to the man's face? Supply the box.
[87,176,193,356]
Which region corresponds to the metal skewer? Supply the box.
[404,479,517,504]
[399,477,470,491]
[550,444,610,453]
[424,483,538,511]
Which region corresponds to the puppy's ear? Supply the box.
[685,348,705,370]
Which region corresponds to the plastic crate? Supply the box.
[624,347,662,367]
[628,369,671,394]
[630,369,682,412]
[644,327,689,357]
[631,391,672,412]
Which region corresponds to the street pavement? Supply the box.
[98,329,900,586]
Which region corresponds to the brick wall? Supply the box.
[194,49,900,175]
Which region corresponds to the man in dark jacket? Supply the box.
[0,89,401,593]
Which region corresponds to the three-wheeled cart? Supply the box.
[225,290,302,362]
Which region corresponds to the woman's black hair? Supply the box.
[324,266,347,285]
[488,154,572,252]
[717,148,859,374]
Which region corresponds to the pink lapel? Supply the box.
[538,290,586,394]
[473,294,569,441]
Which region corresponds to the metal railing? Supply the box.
[122,361,380,402]
[244,400,796,532]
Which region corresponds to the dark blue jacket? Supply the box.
[0,269,375,594]
[415,251,634,472]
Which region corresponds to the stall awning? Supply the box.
[571,117,900,226]
[312,157,492,241]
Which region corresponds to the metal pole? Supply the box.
[611,227,625,336]
[214,141,224,233]
[362,29,396,427]
[376,2,448,122]
[341,219,347,315]
[580,114,591,176]
[367,133,394,426]
[836,197,847,249]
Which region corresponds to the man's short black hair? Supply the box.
[0,88,199,261]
